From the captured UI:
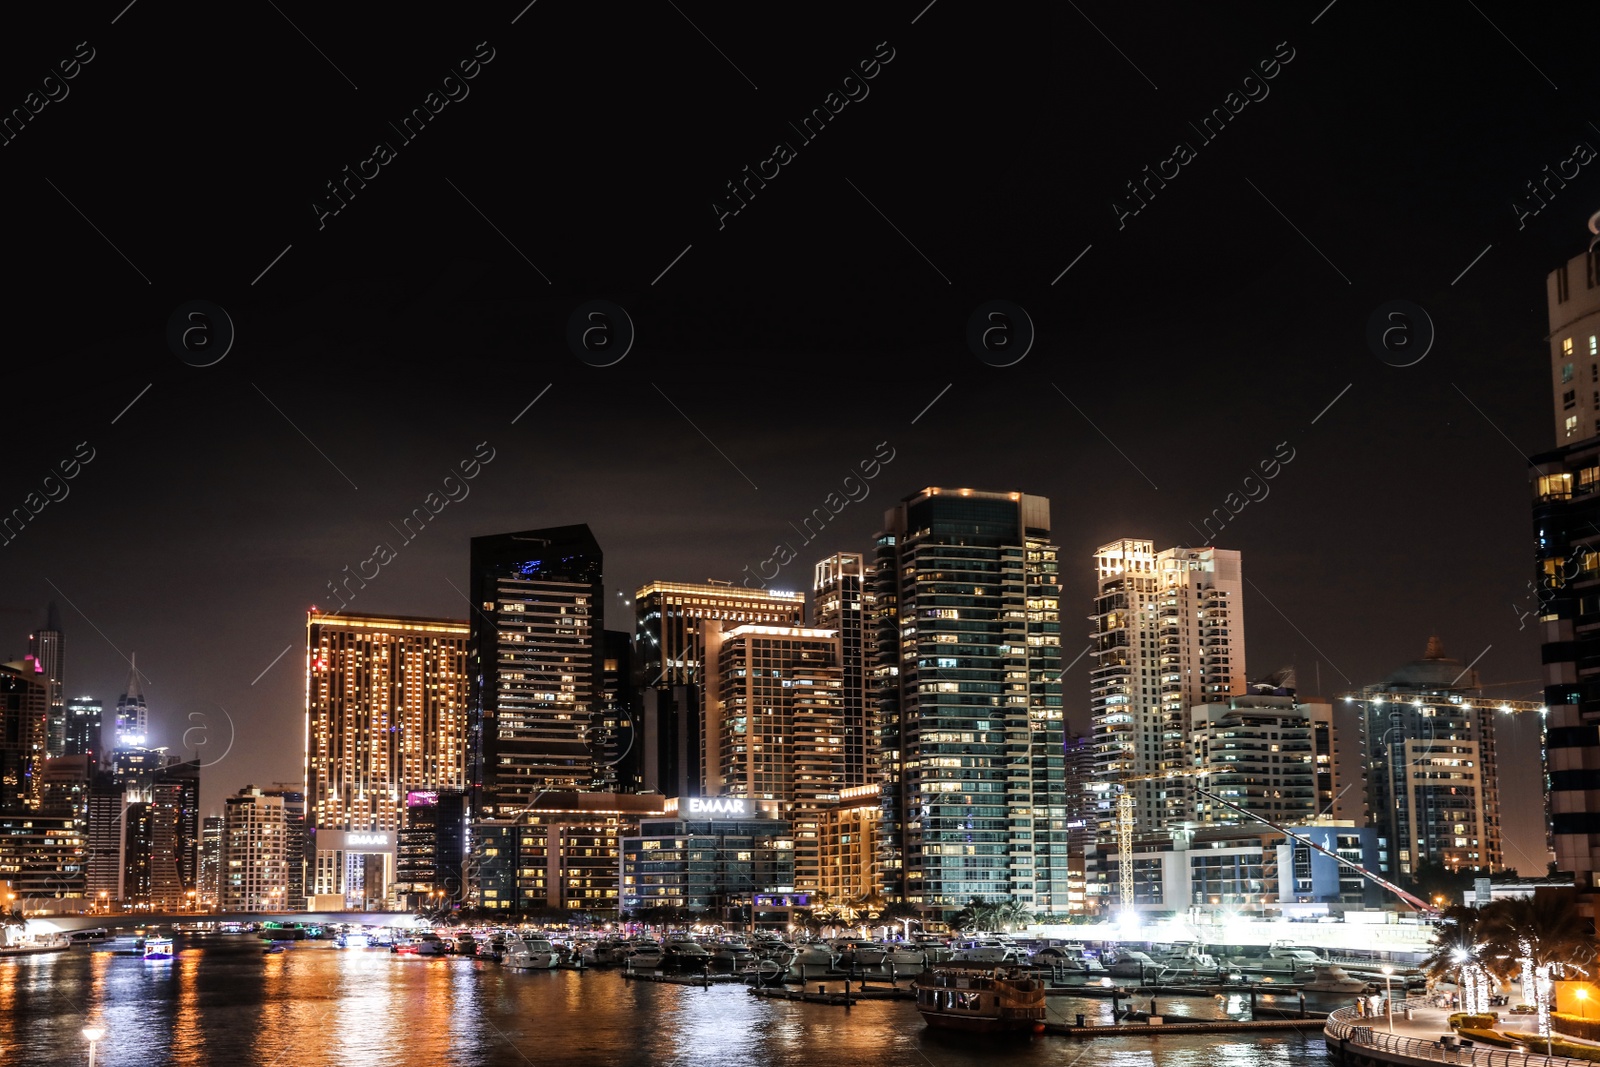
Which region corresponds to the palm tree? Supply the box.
[950,897,985,934]
[1422,904,1492,1013]
[1479,893,1596,1039]
[993,900,1036,933]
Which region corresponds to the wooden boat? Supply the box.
[913,960,1045,1033]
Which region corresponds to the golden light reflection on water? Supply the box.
[0,938,1331,1067]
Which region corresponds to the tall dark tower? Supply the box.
[1531,221,1600,897]
[872,488,1067,914]
[467,525,604,819]
[28,602,64,758]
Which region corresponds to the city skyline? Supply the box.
[0,2,1575,874]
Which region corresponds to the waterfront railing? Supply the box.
[1325,999,1592,1067]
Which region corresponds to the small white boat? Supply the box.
[582,939,632,966]
[1106,950,1158,977]
[335,931,370,949]
[1300,963,1375,993]
[627,941,665,969]
[952,939,1022,964]
[788,942,835,978]
[504,937,560,969]
[143,934,175,961]
[712,940,756,967]
[883,943,926,969]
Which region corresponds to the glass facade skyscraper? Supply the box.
[468,525,605,818]
[872,488,1068,914]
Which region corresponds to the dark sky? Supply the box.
[2,2,1582,869]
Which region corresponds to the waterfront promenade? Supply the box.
[1326,997,1600,1067]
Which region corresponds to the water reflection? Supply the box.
[1,939,1332,1067]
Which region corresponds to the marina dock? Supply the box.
[1047,1016,1330,1037]
[750,986,917,1005]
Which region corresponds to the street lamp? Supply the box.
[1382,965,1395,1032]
[83,1025,104,1067]
[1579,987,1590,1022]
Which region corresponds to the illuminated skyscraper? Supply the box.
[812,552,874,788]
[305,612,469,907]
[222,786,287,912]
[872,488,1068,913]
[1532,239,1600,897]
[632,580,805,806]
[114,655,148,749]
[1089,541,1247,838]
[705,623,843,891]
[468,526,604,817]
[0,662,48,813]
[28,603,64,758]
[634,581,805,689]
[65,696,102,761]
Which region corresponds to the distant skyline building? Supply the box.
[469,525,605,818]
[263,786,307,910]
[706,623,844,893]
[305,612,470,834]
[396,788,468,910]
[591,629,641,793]
[222,786,288,912]
[114,655,148,749]
[1347,639,1516,877]
[1089,540,1247,839]
[199,814,223,907]
[1188,688,1317,828]
[0,661,48,813]
[28,603,64,758]
[633,581,806,690]
[632,581,806,807]
[812,552,874,789]
[872,487,1068,914]
[65,696,102,761]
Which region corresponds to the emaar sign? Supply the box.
[687,797,749,817]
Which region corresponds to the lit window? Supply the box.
[1567,415,1580,438]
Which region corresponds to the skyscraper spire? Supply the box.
[123,652,143,702]
[115,652,148,747]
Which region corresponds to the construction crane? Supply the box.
[1193,784,1439,917]
[1114,766,1218,916]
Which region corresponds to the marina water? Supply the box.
[0,935,1335,1066]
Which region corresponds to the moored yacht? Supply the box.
[504,937,560,969]
[582,939,632,966]
[662,939,713,972]
[626,940,665,969]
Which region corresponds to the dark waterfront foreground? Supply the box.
[0,936,1332,1067]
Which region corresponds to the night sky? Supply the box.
[2,2,1584,870]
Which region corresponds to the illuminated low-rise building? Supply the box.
[473,792,668,915]
[619,797,794,924]
[815,783,881,904]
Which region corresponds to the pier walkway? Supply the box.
[1326,997,1600,1067]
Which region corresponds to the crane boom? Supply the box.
[1192,785,1439,916]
